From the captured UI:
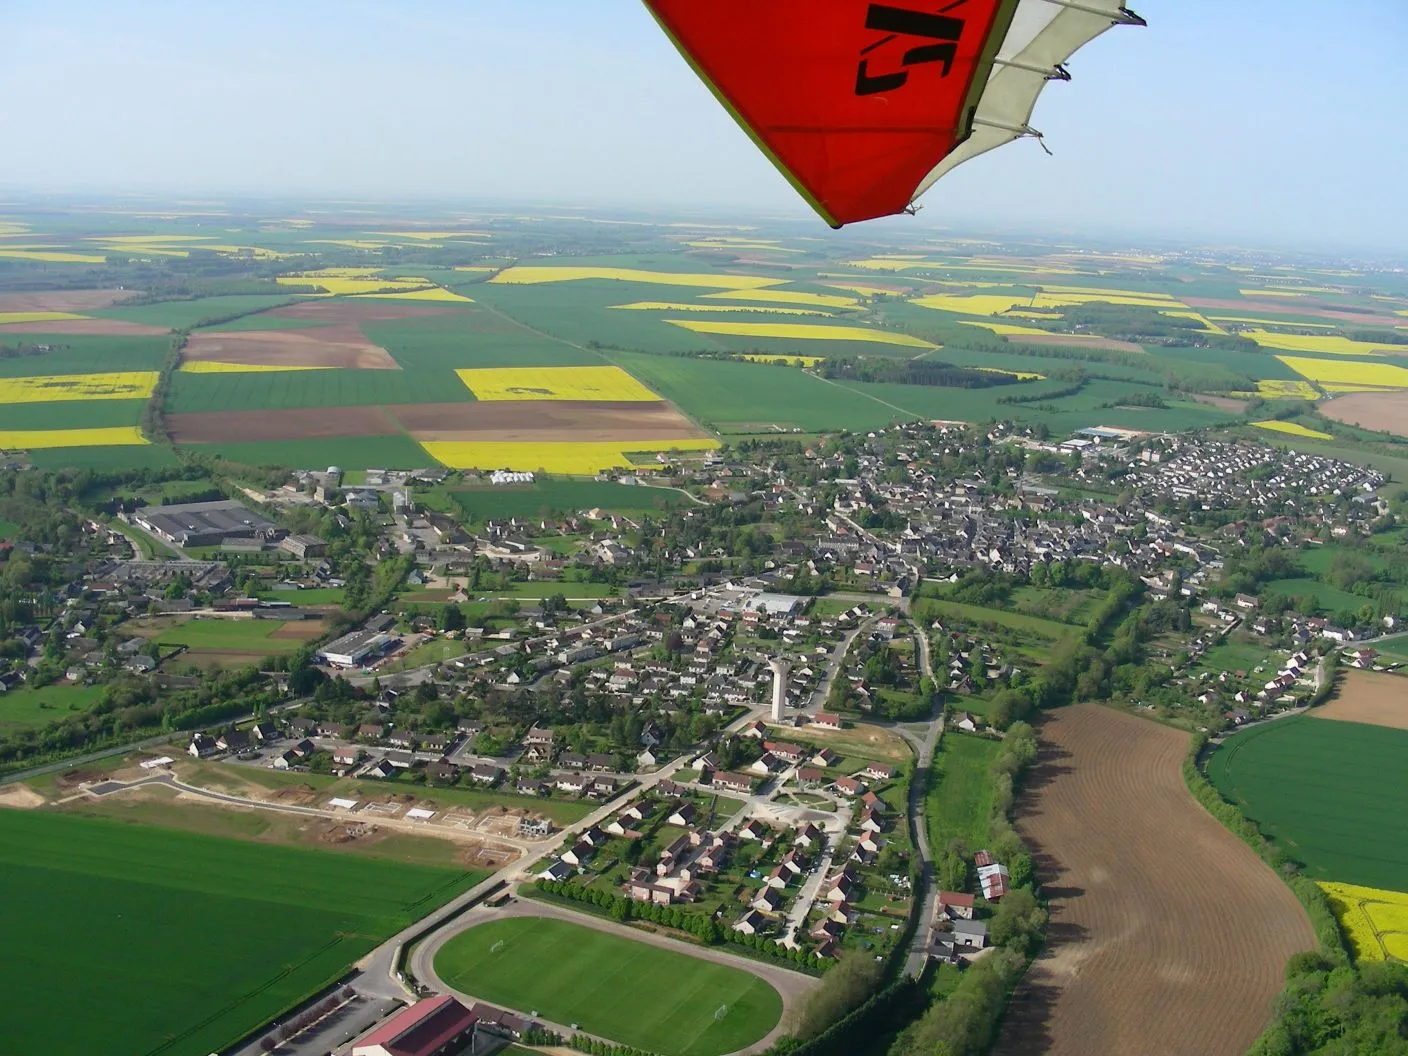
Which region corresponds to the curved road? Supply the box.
[411,897,814,1056]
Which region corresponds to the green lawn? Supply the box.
[434,916,783,1056]
[0,515,18,540]
[450,479,682,521]
[486,581,616,600]
[1198,639,1278,675]
[1263,577,1376,616]
[1206,716,1408,890]
[0,810,483,1055]
[913,597,1081,644]
[380,637,469,672]
[154,617,304,652]
[0,683,108,730]
[260,587,346,606]
[926,732,1000,853]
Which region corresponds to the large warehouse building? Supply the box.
[352,995,478,1056]
[132,499,277,548]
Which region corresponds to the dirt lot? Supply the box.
[1007,334,1145,353]
[1319,391,1408,438]
[0,289,139,313]
[269,620,328,640]
[1312,668,1408,729]
[391,399,712,442]
[0,318,169,335]
[1183,297,1401,328]
[181,326,401,370]
[167,406,402,443]
[993,704,1313,1056]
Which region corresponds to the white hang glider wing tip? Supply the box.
[911,0,1145,204]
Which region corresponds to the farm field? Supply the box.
[1261,577,1373,615]
[1311,669,1408,730]
[994,705,1313,1056]
[0,810,482,1056]
[448,479,685,520]
[1320,389,1408,437]
[925,732,999,851]
[0,683,108,730]
[1318,881,1408,962]
[433,915,783,1056]
[913,597,1082,645]
[1206,715,1408,891]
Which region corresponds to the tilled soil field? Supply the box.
[993,704,1313,1056]
[0,319,169,335]
[167,406,402,443]
[0,289,139,312]
[1311,668,1408,729]
[181,326,401,370]
[1319,390,1408,438]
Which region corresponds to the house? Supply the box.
[734,910,765,935]
[538,859,575,882]
[667,801,697,827]
[811,747,839,768]
[739,720,769,739]
[712,772,755,794]
[187,733,218,758]
[470,763,504,786]
[216,729,249,752]
[468,1003,536,1041]
[794,823,824,849]
[333,746,366,767]
[560,840,595,868]
[796,766,824,788]
[811,919,844,942]
[978,861,1010,901]
[834,776,865,796]
[811,712,843,729]
[952,919,988,949]
[738,818,769,841]
[351,994,477,1056]
[427,760,460,783]
[364,758,398,779]
[752,887,784,912]
[953,711,979,733]
[555,773,591,795]
[251,721,279,742]
[938,891,975,919]
[764,741,806,764]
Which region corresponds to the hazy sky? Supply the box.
[2,1,1405,251]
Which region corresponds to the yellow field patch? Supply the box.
[179,361,334,375]
[0,250,108,263]
[288,267,383,277]
[685,240,801,253]
[958,320,1054,338]
[353,287,473,303]
[454,265,497,273]
[421,438,718,473]
[1319,882,1408,962]
[1320,383,1404,393]
[1208,316,1337,328]
[454,365,657,402]
[1256,379,1320,400]
[302,240,389,250]
[92,235,213,244]
[0,372,158,404]
[276,276,430,296]
[974,366,1045,380]
[1245,330,1399,357]
[1253,420,1333,440]
[818,282,903,298]
[0,426,147,449]
[702,288,857,309]
[737,354,825,367]
[912,293,1034,315]
[1161,310,1228,335]
[0,311,88,324]
[372,231,490,240]
[1243,286,1341,296]
[1004,310,1063,320]
[95,243,190,258]
[664,320,936,349]
[610,302,828,317]
[1277,356,1408,388]
[489,267,782,291]
[1241,289,1307,297]
[1031,291,1188,309]
[1037,285,1177,300]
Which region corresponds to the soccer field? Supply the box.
[433,916,783,1056]
[0,810,483,1055]
[1207,716,1408,890]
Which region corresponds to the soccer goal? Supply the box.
[714,1004,729,1022]
[490,940,506,955]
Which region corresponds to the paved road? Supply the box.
[900,624,945,977]
[226,995,402,1056]
[805,615,879,714]
[410,898,816,1056]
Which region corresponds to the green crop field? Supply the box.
[434,916,783,1056]
[605,351,903,433]
[260,587,346,606]
[95,294,295,330]
[1,398,147,430]
[913,596,1081,644]
[0,683,108,730]
[450,479,683,520]
[153,617,305,652]
[190,434,434,471]
[362,310,602,369]
[0,334,168,376]
[926,732,1000,852]
[0,810,484,1055]
[1263,577,1376,615]
[167,367,466,412]
[27,444,179,470]
[1206,716,1408,890]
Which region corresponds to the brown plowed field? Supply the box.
[0,318,168,336]
[182,326,400,370]
[390,400,711,442]
[0,289,138,312]
[269,301,459,324]
[1184,297,1400,328]
[993,704,1313,1056]
[167,406,401,443]
[1311,669,1408,729]
[1319,391,1408,438]
[1008,334,1144,353]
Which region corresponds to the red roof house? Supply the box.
[353,995,477,1056]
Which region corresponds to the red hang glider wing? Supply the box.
[643,0,1020,227]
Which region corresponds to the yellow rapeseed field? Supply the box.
[420,438,718,473]
[1209,316,1337,328]
[277,275,431,296]
[1004,310,1063,320]
[685,240,801,253]
[702,288,858,309]
[354,287,474,303]
[958,320,1054,337]
[1032,291,1188,309]
[489,267,782,290]
[179,362,333,375]
[1319,882,1408,962]
[913,294,1033,315]
[1240,289,1307,297]
[0,312,87,324]
[303,240,390,250]
[1256,379,1321,400]
[0,372,158,404]
[1037,284,1178,300]
[454,265,497,273]
[665,320,936,349]
[818,282,902,298]
[372,230,491,240]
[455,365,658,402]
[1253,421,1333,440]
[0,426,147,449]
[737,354,825,366]
[610,302,828,317]
[1247,330,1398,356]
[92,235,213,243]
[974,366,1045,380]
[0,249,108,263]
[1160,310,1228,335]
[1277,356,1408,388]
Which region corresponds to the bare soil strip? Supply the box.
[269,621,328,640]
[0,289,139,313]
[0,318,169,336]
[167,407,401,443]
[390,400,712,443]
[1319,391,1408,438]
[1184,297,1400,328]
[1311,669,1408,729]
[1007,334,1145,353]
[1191,393,1250,413]
[993,704,1313,1056]
[181,326,401,370]
[269,301,460,324]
